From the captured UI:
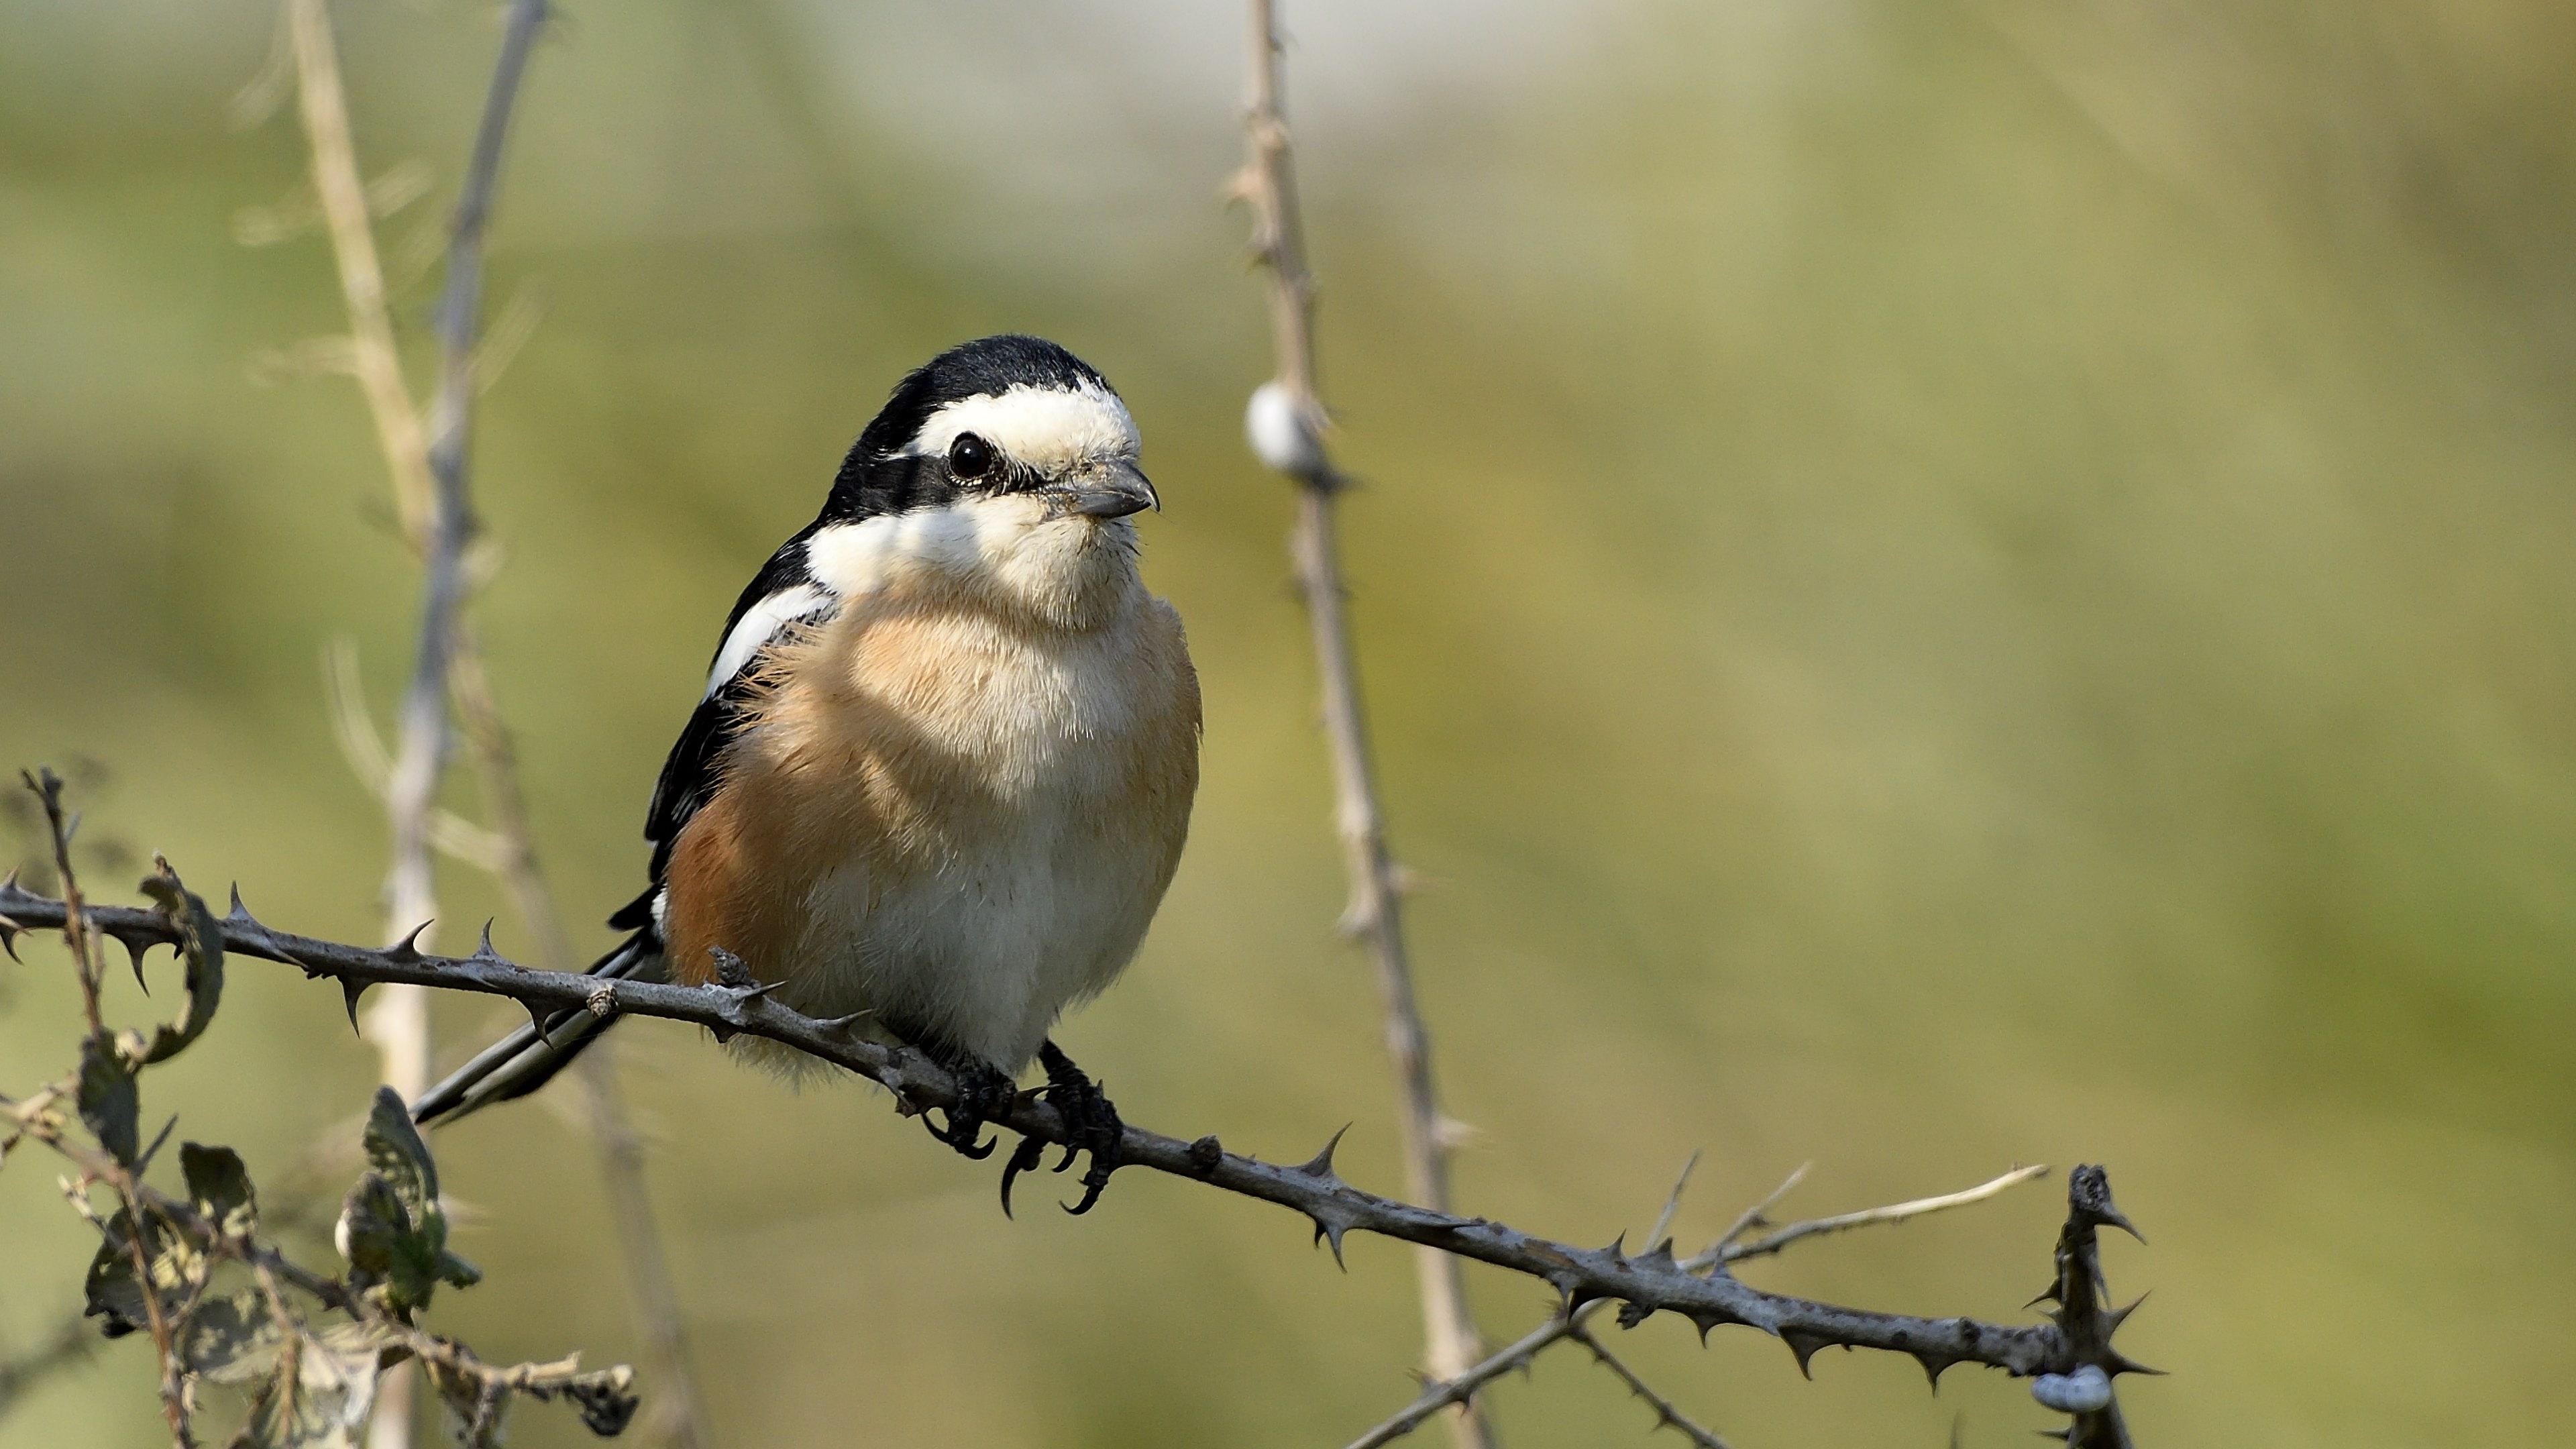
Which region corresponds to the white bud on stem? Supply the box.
[1245,380,1326,477]
[2030,1364,2112,1413]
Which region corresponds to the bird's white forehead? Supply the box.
[904,382,1140,472]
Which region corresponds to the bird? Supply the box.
[409,335,1201,1214]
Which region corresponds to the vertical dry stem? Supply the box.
[282,9,435,1438]
[1233,5,1491,1443]
[285,0,434,549]
[450,645,715,1449]
[284,4,710,1441]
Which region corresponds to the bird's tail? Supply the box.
[411,933,666,1126]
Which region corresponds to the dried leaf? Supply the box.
[429,1355,510,1449]
[178,1289,284,1385]
[81,1206,192,1338]
[337,1094,474,1316]
[182,1142,260,1239]
[360,1086,438,1223]
[81,1211,149,1338]
[77,1037,140,1165]
[133,871,225,1065]
[236,1324,383,1448]
[334,1173,407,1283]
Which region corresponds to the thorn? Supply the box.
[2102,1350,2165,1378]
[816,1010,870,1032]
[387,921,431,962]
[724,979,781,1004]
[1309,1214,1349,1269]
[1635,1238,1678,1274]
[1601,1231,1629,1265]
[226,884,249,922]
[1295,1123,1351,1180]
[1689,1311,1725,1345]
[1781,1329,1830,1379]
[2105,1291,2149,1334]
[122,934,153,990]
[135,1116,179,1175]
[0,865,18,896]
[0,915,21,963]
[340,978,370,1032]
[522,998,553,1038]
[1916,1351,1961,1391]
[472,921,500,961]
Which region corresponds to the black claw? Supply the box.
[998,1134,1047,1218]
[1036,1040,1122,1217]
[921,1055,1014,1163]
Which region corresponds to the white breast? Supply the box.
[800,600,1189,1069]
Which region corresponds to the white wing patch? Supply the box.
[706,582,833,697]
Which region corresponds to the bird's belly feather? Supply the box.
[659,590,1197,1073]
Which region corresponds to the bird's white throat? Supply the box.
[804,494,1141,631]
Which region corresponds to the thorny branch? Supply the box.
[0,878,2154,1431]
[1228,3,1491,1443]
[0,1091,636,1441]
[1342,1163,2049,1449]
[3,771,633,1444]
[15,771,195,1449]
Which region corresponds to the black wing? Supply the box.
[607,527,836,932]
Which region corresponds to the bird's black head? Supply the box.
[821,335,1155,524]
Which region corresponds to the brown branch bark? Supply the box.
[0,884,2116,1391]
[1228,4,1491,1442]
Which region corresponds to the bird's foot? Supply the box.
[922,1055,1015,1162]
[999,1040,1123,1218]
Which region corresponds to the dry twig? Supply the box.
[284,4,570,1444]
[0,881,2145,1403]
[1564,1322,1731,1449]
[1342,1163,2048,1449]
[1227,3,1490,1442]
[0,1091,635,1440]
[277,3,712,1443]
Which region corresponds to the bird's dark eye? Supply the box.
[947,432,995,481]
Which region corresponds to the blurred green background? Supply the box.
[4,0,2572,1444]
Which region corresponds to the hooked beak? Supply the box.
[1052,458,1160,521]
